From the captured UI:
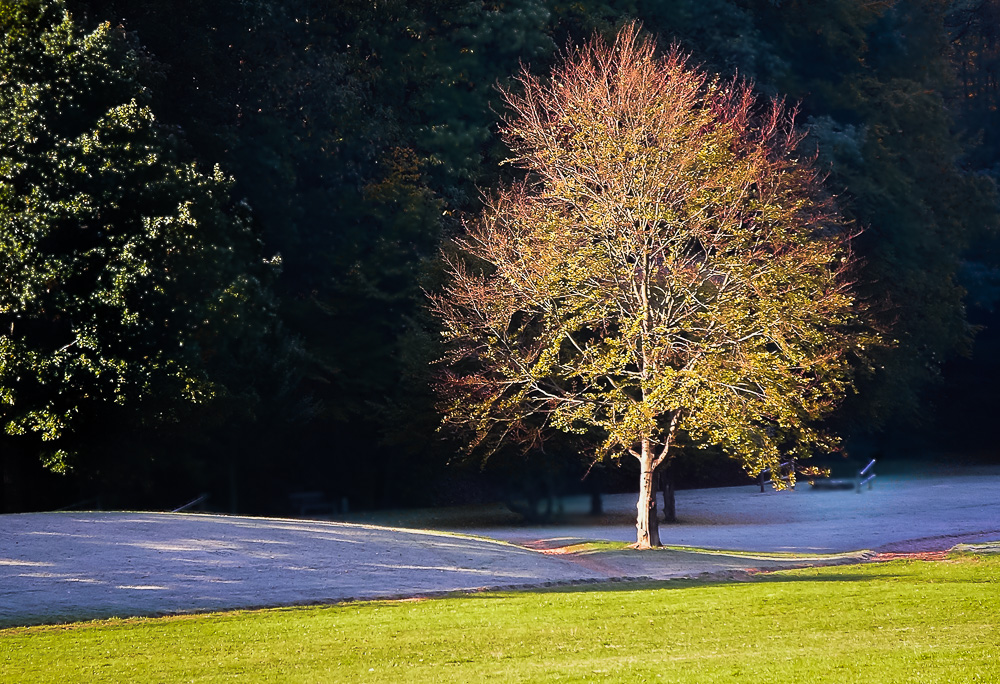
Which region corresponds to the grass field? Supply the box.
[2,552,998,683]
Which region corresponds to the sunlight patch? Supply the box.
[0,559,54,567]
[115,585,168,590]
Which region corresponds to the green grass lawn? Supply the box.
[3,553,998,683]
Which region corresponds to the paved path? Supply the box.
[2,468,999,627]
[460,468,1000,553]
[0,514,608,627]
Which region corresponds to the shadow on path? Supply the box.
[3,469,1000,627]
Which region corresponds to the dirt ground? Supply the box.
[2,467,999,627]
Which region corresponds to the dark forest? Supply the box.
[2,0,999,515]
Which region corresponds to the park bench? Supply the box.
[757,459,798,492]
[758,458,876,493]
[288,491,339,516]
[809,458,877,492]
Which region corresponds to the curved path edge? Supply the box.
[0,512,877,627]
[4,467,1000,629]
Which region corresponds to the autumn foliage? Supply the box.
[430,24,872,548]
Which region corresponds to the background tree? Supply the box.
[0,0,281,510]
[723,0,999,432]
[63,0,560,508]
[948,0,1000,170]
[13,0,991,513]
[432,25,872,548]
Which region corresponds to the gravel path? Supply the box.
[2,467,999,627]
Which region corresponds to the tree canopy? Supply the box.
[432,25,874,547]
[0,0,277,491]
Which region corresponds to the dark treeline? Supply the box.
[2,0,998,514]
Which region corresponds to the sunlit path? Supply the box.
[3,467,999,627]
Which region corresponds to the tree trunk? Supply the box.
[1,442,24,513]
[589,490,603,516]
[588,470,603,515]
[661,465,676,524]
[635,448,661,548]
[228,459,239,514]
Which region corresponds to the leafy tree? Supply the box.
[64,0,562,507]
[948,0,1000,169]
[0,0,277,508]
[431,25,872,548]
[689,0,998,431]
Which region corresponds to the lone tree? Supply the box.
[430,24,873,548]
